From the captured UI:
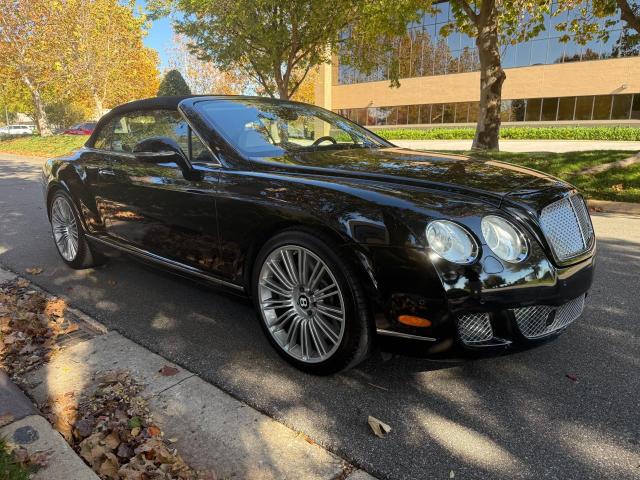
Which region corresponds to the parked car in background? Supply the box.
[63,122,97,135]
[0,124,35,135]
[41,96,596,374]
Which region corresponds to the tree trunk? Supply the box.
[22,76,52,136]
[473,23,505,151]
[93,93,104,120]
[275,76,290,100]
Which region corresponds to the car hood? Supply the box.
[253,147,568,207]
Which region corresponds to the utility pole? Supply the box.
[4,105,8,127]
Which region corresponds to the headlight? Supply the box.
[426,220,479,264]
[481,215,528,263]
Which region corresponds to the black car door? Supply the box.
[91,109,223,274]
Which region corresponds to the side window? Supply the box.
[111,110,188,154]
[92,119,116,150]
[189,130,215,164]
[95,109,216,164]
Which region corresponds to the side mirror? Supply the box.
[132,137,201,180]
[133,136,185,164]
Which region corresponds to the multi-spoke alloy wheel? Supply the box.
[51,196,80,262]
[258,245,346,363]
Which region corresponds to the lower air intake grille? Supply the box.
[457,313,493,344]
[513,295,585,339]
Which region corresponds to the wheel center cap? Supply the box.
[298,295,310,309]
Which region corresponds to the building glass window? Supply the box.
[541,98,559,121]
[339,94,639,126]
[442,103,455,123]
[592,95,613,120]
[525,98,542,121]
[611,94,632,119]
[468,102,480,123]
[574,96,594,120]
[408,105,421,124]
[631,94,640,120]
[336,1,634,85]
[396,106,408,125]
[454,103,469,123]
[431,104,444,123]
[557,97,576,121]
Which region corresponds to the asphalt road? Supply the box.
[1,154,638,479]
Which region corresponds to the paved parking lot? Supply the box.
[1,154,638,479]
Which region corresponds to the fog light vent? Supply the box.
[457,313,493,344]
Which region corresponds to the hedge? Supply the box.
[376,126,640,141]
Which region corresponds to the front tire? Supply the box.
[49,190,104,269]
[252,230,372,375]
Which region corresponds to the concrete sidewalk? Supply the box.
[393,139,640,152]
[1,266,377,480]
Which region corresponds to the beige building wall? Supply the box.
[321,57,640,110]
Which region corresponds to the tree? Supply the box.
[554,1,639,51]
[148,0,359,100]
[73,0,160,118]
[166,34,248,95]
[0,0,76,135]
[345,1,554,150]
[157,69,192,96]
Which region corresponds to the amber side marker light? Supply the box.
[398,315,432,328]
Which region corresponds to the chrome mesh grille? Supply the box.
[457,313,493,344]
[513,295,585,339]
[540,195,594,262]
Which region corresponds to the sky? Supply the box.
[135,1,174,70]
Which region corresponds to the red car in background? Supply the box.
[63,122,97,135]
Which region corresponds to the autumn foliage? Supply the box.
[0,0,160,135]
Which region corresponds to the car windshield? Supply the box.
[195,98,388,157]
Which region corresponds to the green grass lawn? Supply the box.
[465,150,640,203]
[0,134,86,157]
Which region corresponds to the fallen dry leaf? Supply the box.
[147,425,161,437]
[159,365,179,376]
[63,323,79,334]
[25,267,43,275]
[367,415,391,438]
[566,373,578,382]
[44,298,67,318]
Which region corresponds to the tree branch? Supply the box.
[616,0,640,34]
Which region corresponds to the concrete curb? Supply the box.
[1,267,378,479]
[587,199,640,216]
[1,415,99,479]
[0,369,37,422]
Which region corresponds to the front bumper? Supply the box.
[364,242,595,350]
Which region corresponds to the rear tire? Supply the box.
[49,190,105,269]
[252,230,372,375]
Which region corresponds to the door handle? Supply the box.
[98,168,116,176]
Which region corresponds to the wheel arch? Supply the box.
[243,222,382,324]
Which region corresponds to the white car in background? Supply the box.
[0,125,35,135]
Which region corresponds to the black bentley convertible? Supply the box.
[42,96,596,374]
